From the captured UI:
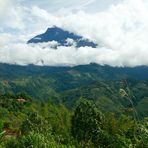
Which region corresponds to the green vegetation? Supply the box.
[1,78,148,117]
[0,93,148,147]
[0,63,148,147]
[0,64,148,117]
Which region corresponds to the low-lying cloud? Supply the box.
[0,0,148,67]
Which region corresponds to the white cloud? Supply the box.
[0,0,25,30]
[0,0,148,67]
[0,0,10,16]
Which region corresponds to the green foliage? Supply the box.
[0,64,148,147]
[71,100,148,147]
[18,132,56,148]
[0,64,148,118]
[0,122,5,144]
[136,97,148,117]
[71,100,106,147]
[0,92,148,147]
[5,132,57,148]
[21,112,50,135]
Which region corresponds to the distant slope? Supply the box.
[0,63,148,116]
[0,63,148,81]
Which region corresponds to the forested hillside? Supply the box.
[0,63,148,117]
[0,93,148,147]
[0,63,148,147]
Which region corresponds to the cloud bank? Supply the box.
[0,0,148,67]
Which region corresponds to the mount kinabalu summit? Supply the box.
[27,26,98,48]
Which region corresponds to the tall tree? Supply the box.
[71,99,105,147]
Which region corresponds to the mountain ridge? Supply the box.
[27,26,98,48]
[0,63,148,80]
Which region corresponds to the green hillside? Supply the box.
[0,63,148,117]
[0,64,148,147]
[0,94,148,147]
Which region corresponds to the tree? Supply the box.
[21,112,50,135]
[71,99,105,147]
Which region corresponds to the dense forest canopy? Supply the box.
[0,93,148,147]
[0,64,148,117]
[0,64,148,147]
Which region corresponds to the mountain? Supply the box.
[0,63,148,81]
[0,63,148,117]
[1,23,148,116]
[27,26,98,48]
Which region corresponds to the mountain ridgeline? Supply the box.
[0,63,148,80]
[1,27,148,119]
[27,26,98,48]
[0,63,148,117]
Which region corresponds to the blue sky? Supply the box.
[0,0,148,67]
